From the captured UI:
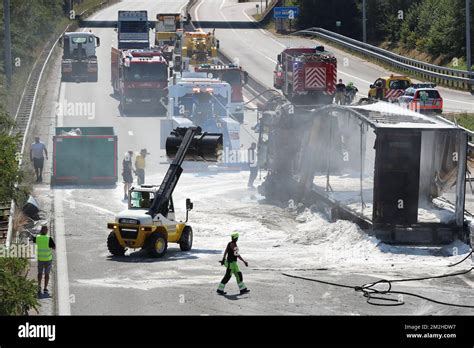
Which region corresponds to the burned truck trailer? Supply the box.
[258,102,469,245]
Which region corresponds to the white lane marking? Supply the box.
[338,70,372,84]
[54,190,71,315]
[57,79,66,127]
[128,130,134,136]
[206,0,277,64]
[194,0,204,23]
[443,98,474,106]
[62,199,116,216]
[241,5,286,47]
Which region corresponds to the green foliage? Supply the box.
[0,106,23,204]
[0,257,39,315]
[293,0,470,66]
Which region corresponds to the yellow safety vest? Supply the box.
[135,155,145,170]
[37,235,52,262]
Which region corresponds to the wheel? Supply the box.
[179,226,193,251]
[146,232,168,258]
[107,231,125,256]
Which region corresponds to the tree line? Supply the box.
[295,0,470,67]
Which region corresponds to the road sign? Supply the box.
[273,6,300,20]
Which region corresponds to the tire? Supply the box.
[146,232,168,258]
[179,226,193,251]
[107,231,125,256]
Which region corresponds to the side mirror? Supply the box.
[96,37,101,48]
[277,54,282,64]
[216,40,220,49]
[186,198,193,211]
[169,68,174,77]
[243,71,249,84]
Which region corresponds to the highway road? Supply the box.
[193,0,474,113]
[47,0,474,316]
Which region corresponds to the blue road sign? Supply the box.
[274,6,300,20]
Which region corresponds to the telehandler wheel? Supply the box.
[179,226,193,251]
[146,232,168,258]
[107,232,125,256]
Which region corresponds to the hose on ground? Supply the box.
[282,267,474,308]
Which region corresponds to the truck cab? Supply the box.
[61,32,100,82]
[195,64,248,123]
[167,73,240,150]
[117,10,150,49]
[111,48,169,113]
[368,75,412,102]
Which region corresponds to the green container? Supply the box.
[52,127,117,185]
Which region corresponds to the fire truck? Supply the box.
[195,64,248,123]
[111,48,169,113]
[273,46,337,104]
[117,10,150,49]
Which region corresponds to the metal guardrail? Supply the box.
[297,28,474,91]
[5,0,117,248]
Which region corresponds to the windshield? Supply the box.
[119,21,148,33]
[390,79,411,89]
[130,191,155,209]
[124,63,167,81]
[71,37,89,44]
[416,90,441,99]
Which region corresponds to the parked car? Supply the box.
[398,84,443,114]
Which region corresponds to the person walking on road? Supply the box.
[334,79,346,105]
[135,148,149,186]
[217,233,250,296]
[247,142,258,189]
[122,151,134,200]
[34,226,56,296]
[30,136,48,182]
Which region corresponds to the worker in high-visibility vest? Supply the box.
[34,226,56,296]
[217,232,250,295]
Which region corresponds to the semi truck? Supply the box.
[111,48,169,113]
[60,32,100,82]
[117,10,150,49]
[273,46,337,104]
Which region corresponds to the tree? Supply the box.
[0,105,23,204]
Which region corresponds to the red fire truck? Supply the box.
[194,64,248,123]
[111,48,169,113]
[273,46,337,104]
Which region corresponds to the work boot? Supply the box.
[240,288,250,295]
[216,289,227,295]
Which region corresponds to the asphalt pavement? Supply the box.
[43,0,474,316]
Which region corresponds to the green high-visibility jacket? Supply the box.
[37,235,53,262]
